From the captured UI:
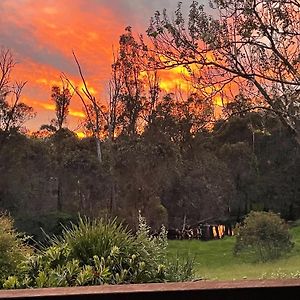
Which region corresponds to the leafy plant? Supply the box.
[0,213,32,286]
[3,213,194,288]
[234,211,294,262]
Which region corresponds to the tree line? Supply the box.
[0,0,299,239]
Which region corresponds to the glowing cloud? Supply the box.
[0,0,200,130]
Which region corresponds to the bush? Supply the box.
[3,214,194,288]
[234,211,294,262]
[0,214,32,286]
[14,212,78,245]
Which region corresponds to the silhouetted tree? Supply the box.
[0,48,34,146]
[146,0,300,144]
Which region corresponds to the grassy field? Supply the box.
[167,226,300,280]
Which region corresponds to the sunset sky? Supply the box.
[0,0,209,132]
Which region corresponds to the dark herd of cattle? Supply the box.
[167,223,235,241]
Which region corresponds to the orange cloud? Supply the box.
[159,67,195,93]
[29,99,85,118]
[69,109,85,118]
[0,0,133,130]
[0,0,210,131]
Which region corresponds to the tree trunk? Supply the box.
[95,137,102,163]
[109,181,116,214]
[182,214,187,231]
[294,130,300,147]
[57,177,62,212]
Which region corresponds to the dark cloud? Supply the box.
[0,24,76,75]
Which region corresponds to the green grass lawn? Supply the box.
[167,226,300,280]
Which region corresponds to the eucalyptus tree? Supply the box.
[146,0,300,144]
[62,52,107,163]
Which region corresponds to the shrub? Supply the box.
[0,214,32,286]
[234,211,294,262]
[3,214,194,288]
[14,212,78,245]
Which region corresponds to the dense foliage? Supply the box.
[0,214,32,285]
[234,211,294,261]
[2,215,194,289]
[1,112,299,240]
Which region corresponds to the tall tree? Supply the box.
[40,80,72,133]
[0,48,34,145]
[52,83,72,131]
[146,0,300,144]
[63,52,107,163]
[114,26,146,136]
[38,82,72,212]
[145,91,214,148]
